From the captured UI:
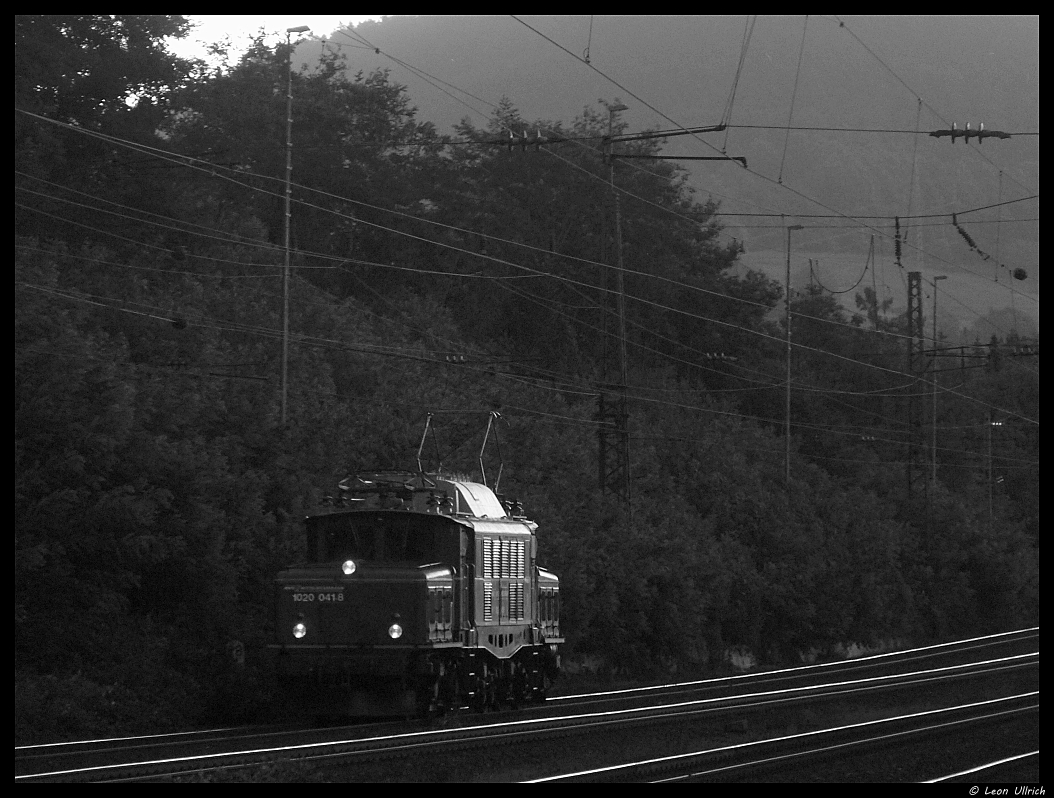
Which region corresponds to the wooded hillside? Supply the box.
[15,16,1038,743]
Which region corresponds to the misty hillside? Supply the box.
[300,14,1038,333]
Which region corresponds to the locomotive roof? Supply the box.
[439,478,506,518]
[458,517,536,535]
[326,471,526,522]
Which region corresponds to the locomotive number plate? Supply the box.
[285,586,345,602]
[292,592,344,602]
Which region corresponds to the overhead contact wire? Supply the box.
[778,15,809,184]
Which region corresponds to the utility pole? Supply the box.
[930,275,947,483]
[484,114,742,508]
[596,103,631,506]
[281,25,310,427]
[785,223,803,486]
[987,413,1002,528]
[906,272,926,500]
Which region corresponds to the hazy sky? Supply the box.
[168,15,382,63]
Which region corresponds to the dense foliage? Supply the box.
[15,16,1038,743]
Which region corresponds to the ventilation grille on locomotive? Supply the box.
[481,538,525,578]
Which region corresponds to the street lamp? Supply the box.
[785,223,804,486]
[931,275,947,483]
[281,24,311,427]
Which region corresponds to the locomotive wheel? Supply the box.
[474,675,490,712]
[483,663,500,711]
[536,666,551,702]
[416,685,439,720]
[416,659,447,720]
[486,664,500,711]
[534,678,548,703]
[467,665,487,713]
[510,663,528,709]
[439,664,459,713]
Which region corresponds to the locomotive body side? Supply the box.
[271,473,561,716]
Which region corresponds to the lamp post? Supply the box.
[930,274,947,483]
[281,24,310,427]
[785,223,803,486]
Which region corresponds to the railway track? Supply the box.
[550,626,1038,712]
[14,627,1039,782]
[531,693,1039,782]
[925,751,1041,784]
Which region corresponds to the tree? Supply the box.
[167,43,448,298]
[447,101,762,384]
[16,16,197,247]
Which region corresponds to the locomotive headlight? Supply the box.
[341,559,357,575]
[293,622,307,639]
[387,623,403,639]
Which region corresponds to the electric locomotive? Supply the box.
[271,469,562,717]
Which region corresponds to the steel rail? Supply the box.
[16,627,1036,769]
[528,693,1039,783]
[15,650,1037,782]
[550,627,1039,708]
